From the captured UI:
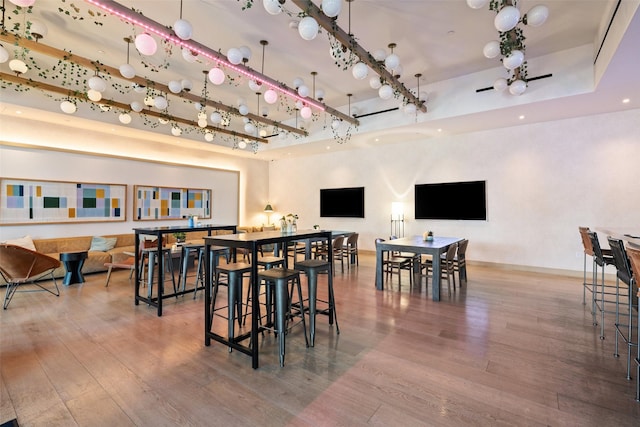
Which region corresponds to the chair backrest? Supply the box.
[607,237,633,285]
[445,244,457,263]
[579,227,594,256]
[346,233,358,248]
[457,239,468,258]
[587,230,606,264]
[332,235,345,256]
[0,244,61,283]
[626,246,640,287]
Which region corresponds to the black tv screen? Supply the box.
[320,187,365,218]
[415,181,486,220]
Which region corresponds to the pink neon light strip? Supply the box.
[85,0,325,111]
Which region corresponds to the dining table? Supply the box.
[203,228,334,369]
[375,235,464,301]
[132,224,237,316]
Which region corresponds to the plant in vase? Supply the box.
[173,232,186,244]
[280,213,298,233]
[423,230,434,241]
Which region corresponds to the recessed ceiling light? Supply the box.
[326,146,331,150]
[519,115,525,120]
[437,128,442,132]
[622,98,630,104]
[374,138,379,142]
[98,49,105,54]
[15,110,22,114]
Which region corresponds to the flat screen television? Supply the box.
[320,187,365,218]
[415,180,486,220]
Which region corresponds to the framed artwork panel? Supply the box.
[134,185,212,221]
[0,178,126,225]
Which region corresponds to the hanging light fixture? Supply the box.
[60,100,77,114]
[28,19,48,41]
[198,70,209,128]
[298,16,319,40]
[119,37,136,79]
[384,43,400,73]
[174,0,193,40]
[134,33,157,56]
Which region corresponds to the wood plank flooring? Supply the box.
[1,253,638,426]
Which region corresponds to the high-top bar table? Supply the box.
[375,236,463,301]
[133,224,237,316]
[203,228,333,369]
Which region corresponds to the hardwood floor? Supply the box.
[1,253,638,426]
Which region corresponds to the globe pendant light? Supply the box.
[60,100,76,114]
[300,106,312,119]
[9,59,28,75]
[494,6,520,32]
[466,0,488,9]
[210,111,222,124]
[119,113,132,124]
[509,79,527,95]
[87,89,102,102]
[9,0,35,6]
[135,33,157,56]
[379,84,393,100]
[352,62,368,80]
[503,50,524,70]
[168,80,182,94]
[264,89,278,104]
[0,45,9,63]
[208,67,225,85]
[298,16,319,40]
[483,40,500,59]
[322,0,342,18]
[525,5,549,27]
[493,78,508,92]
[263,0,283,15]
[227,47,243,65]
[204,132,214,142]
[130,101,143,112]
[88,75,107,92]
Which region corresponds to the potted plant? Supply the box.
[173,231,186,244]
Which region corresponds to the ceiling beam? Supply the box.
[82,0,359,126]
[290,0,427,113]
[0,31,301,138]
[0,71,269,143]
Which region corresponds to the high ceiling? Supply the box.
[1,0,638,160]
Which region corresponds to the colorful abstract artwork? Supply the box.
[0,178,126,224]
[134,186,211,221]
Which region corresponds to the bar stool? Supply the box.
[257,267,308,367]
[608,236,636,380]
[587,230,616,339]
[578,227,597,306]
[247,255,285,325]
[213,262,252,348]
[193,245,229,300]
[294,259,339,346]
[178,243,204,294]
[625,245,640,401]
[139,247,177,299]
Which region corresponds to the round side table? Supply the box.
[60,251,88,285]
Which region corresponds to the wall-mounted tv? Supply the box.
[415,180,486,220]
[320,187,365,218]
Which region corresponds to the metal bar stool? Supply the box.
[257,267,308,367]
[140,247,177,300]
[178,243,204,293]
[214,262,252,348]
[244,255,285,325]
[294,258,339,346]
[608,237,636,380]
[587,230,616,339]
[578,227,597,306]
[626,245,640,401]
[193,245,229,299]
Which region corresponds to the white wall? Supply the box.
[268,108,640,273]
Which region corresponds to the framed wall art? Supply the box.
[134,185,212,221]
[0,178,126,225]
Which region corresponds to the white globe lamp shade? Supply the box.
[174,19,193,40]
[143,96,154,106]
[242,117,250,124]
[263,0,282,15]
[369,77,382,89]
[503,50,524,70]
[293,77,304,89]
[315,88,325,100]
[298,16,319,40]
[208,67,225,85]
[493,78,508,91]
[181,79,193,91]
[168,80,182,94]
[88,76,107,92]
[248,79,261,91]
[119,63,136,79]
[509,79,527,95]
[29,20,48,39]
[331,119,341,130]
[99,104,111,112]
[483,40,501,59]
[297,84,310,97]
[133,83,146,93]
[198,118,208,128]
[181,47,197,63]
[404,103,417,115]
[261,106,269,117]
[0,45,9,63]
[295,100,304,110]
[238,140,247,149]
[525,5,549,27]
[264,89,278,104]
[9,0,35,6]
[466,0,488,9]
[135,33,157,56]
[195,102,203,111]
[60,101,76,114]
[9,59,28,74]
[322,0,342,18]
[171,126,182,136]
[372,48,387,62]
[352,62,368,80]
[204,132,214,142]
[259,129,267,137]
[87,89,102,102]
[392,63,403,78]
[154,96,168,110]
[384,53,400,71]
[378,84,393,100]
[244,123,256,134]
[419,91,429,102]
[238,104,249,115]
[239,45,252,61]
[119,113,132,124]
[210,112,222,124]
[494,6,520,32]
[158,117,169,124]
[227,47,243,65]
[300,106,312,119]
[130,101,143,112]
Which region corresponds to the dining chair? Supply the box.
[375,238,413,290]
[342,233,359,270]
[422,243,457,296]
[607,237,636,381]
[315,235,345,274]
[452,239,468,285]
